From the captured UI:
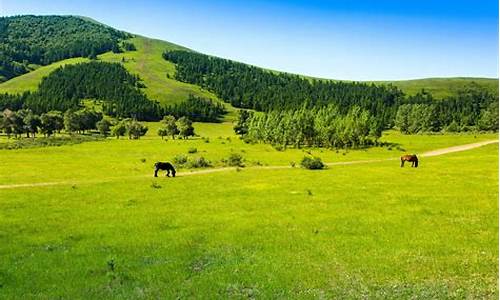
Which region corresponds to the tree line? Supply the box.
[234,105,382,149]
[0,15,130,81]
[165,95,226,122]
[395,85,498,133]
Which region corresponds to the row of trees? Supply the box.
[0,107,205,141]
[157,115,195,139]
[165,95,226,122]
[395,86,498,133]
[0,15,130,81]
[0,108,153,140]
[235,105,382,149]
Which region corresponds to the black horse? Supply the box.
[154,162,176,177]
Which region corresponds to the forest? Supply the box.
[0,61,227,122]
[234,105,381,149]
[165,95,226,122]
[0,15,129,81]
[163,50,402,127]
[164,50,498,134]
[0,61,163,120]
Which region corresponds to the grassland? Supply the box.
[0,122,497,298]
[0,36,222,107]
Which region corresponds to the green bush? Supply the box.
[186,156,212,168]
[223,153,244,167]
[187,147,198,154]
[300,156,324,170]
[172,154,188,165]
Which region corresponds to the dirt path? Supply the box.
[420,140,498,157]
[0,140,497,190]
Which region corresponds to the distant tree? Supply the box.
[23,110,41,138]
[111,43,122,53]
[11,110,25,138]
[111,121,127,139]
[395,104,411,134]
[96,119,112,136]
[40,112,59,137]
[2,109,15,138]
[64,110,80,134]
[445,120,460,133]
[478,102,499,132]
[234,110,253,136]
[126,120,148,139]
[177,117,194,139]
[160,115,179,139]
[157,127,168,140]
[122,42,136,51]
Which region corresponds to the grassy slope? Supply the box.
[0,126,497,298]
[0,36,224,108]
[0,57,90,94]
[371,77,499,99]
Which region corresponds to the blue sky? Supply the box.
[1,0,498,80]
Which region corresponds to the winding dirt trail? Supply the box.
[0,140,497,190]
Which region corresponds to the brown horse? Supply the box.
[401,154,418,167]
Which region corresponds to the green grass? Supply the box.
[99,36,223,106]
[0,123,496,185]
[372,77,499,99]
[0,125,497,298]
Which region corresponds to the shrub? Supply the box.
[300,156,324,170]
[172,154,188,165]
[187,147,198,154]
[223,153,244,167]
[186,156,212,168]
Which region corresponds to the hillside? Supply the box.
[374,77,499,99]
[0,15,129,81]
[0,35,221,106]
[0,15,497,130]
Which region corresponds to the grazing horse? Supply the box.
[401,154,419,168]
[154,162,176,177]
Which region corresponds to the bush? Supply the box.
[186,156,212,168]
[187,147,198,154]
[300,156,324,170]
[223,153,244,167]
[172,154,188,165]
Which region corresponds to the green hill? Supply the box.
[0,15,497,117]
[0,35,221,106]
[373,77,499,99]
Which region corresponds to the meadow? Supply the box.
[0,122,498,298]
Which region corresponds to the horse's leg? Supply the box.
[166,169,170,177]
[154,168,158,177]
[401,159,404,167]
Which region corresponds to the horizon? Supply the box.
[1,0,498,81]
